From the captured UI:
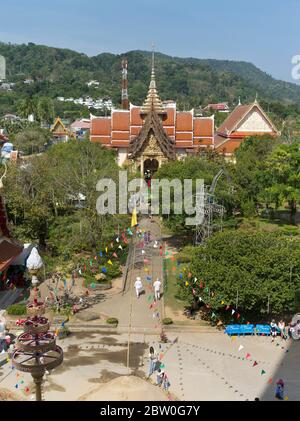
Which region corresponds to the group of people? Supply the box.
[270,318,300,340]
[147,346,171,391]
[134,276,162,300]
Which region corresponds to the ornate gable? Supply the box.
[129,109,176,160]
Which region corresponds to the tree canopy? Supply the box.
[183,230,300,317]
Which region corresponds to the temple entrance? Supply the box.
[144,158,159,184]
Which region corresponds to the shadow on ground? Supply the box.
[261,339,300,401]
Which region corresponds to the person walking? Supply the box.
[275,379,284,400]
[162,373,171,392]
[134,276,143,299]
[278,320,286,340]
[147,346,158,378]
[153,278,162,301]
[156,368,165,387]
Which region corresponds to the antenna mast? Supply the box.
[121,58,129,110]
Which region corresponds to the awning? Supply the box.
[0,239,23,273]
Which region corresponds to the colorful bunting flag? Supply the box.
[261,370,266,375]
[107,260,113,265]
[253,361,258,367]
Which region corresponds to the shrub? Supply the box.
[6,304,27,316]
[106,317,118,325]
[162,317,173,325]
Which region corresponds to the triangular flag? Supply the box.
[116,237,120,243]
[105,247,108,253]
[221,301,225,305]
[118,245,123,250]
[185,281,189,286]
[101,267,107,273]
[238,345,244,352]
[231,309,235,315]
[261,370,266,375]
[246,353,251,359]
[268,378,273,384]
[107,260,113,265]
[253,361,258,367]
[113,252,118,258]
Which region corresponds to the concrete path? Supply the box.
[92,217,164,330]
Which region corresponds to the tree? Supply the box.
[14,128,50,155]
[183,231,300,317]
[3,140,126,251]
[154,155,237,233]
[234,135,279,215]
[36,97,54,125]
[262,142,300,222]
[17,97,37,119]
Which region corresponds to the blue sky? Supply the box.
[1,0,300,83]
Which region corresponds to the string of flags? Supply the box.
[162,249,289,395]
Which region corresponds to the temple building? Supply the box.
[90,54,279,173]
[214,100,279,158]
[51,117,75,142]
[90,54,214,176]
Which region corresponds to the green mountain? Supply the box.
[0,42,299,115]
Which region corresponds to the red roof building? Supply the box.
[214,101,279,158]
[90,56,279,169]
[203,103,230,112]
[91,57,214,171]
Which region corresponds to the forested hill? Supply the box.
[0,42,300,109]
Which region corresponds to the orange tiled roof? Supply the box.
[176,112,193,132]
[112,111,130,131]
[91,117,111,136]
[194,117,214,137]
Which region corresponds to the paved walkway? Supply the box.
[92,217,164,330]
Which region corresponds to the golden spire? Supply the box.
[141,43,164,115]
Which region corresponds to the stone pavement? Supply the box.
[92,217,164,330]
